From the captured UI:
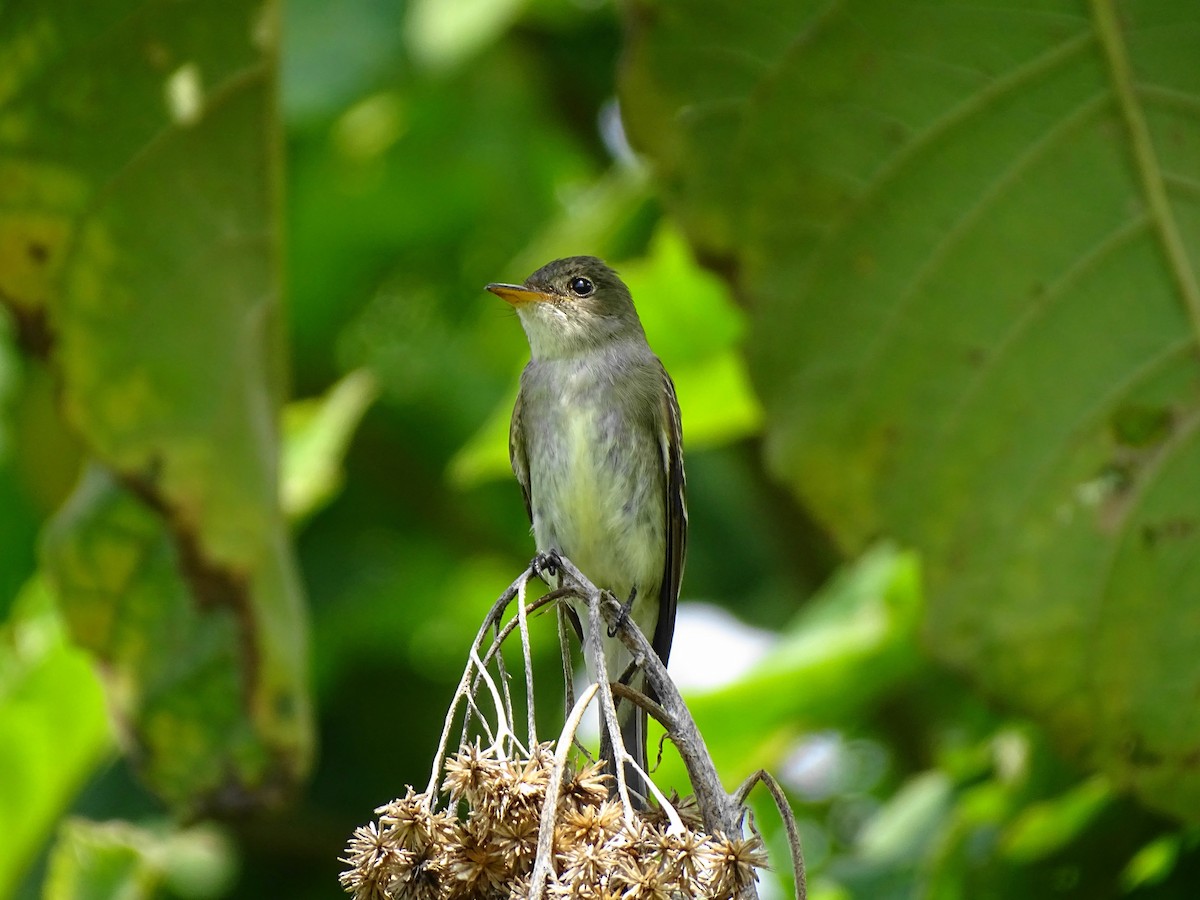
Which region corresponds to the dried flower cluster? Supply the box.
[340,742,769,900]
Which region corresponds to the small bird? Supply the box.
[487,257,686,798]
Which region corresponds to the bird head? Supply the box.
[487,256,645,360]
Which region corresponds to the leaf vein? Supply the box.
[850,90,1113,410]
[1091,0,1200,344]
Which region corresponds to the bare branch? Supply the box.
[528,682,600,900]
[610,682,668,728]
[735,769,807,900]
[424,565,531,798]
[552,555,742,837]
[516,574,538,746]
[581,584,636,824]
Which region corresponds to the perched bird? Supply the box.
[487,257,686,798]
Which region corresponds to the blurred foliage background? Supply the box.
[3,0,1200,898]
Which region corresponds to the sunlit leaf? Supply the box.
[45,820,152,900]
[0,579,110,898]
[857,771,954,865]
[1121,831,1183,891]
[672,545,922,782]
[281,368,378,523]
[43,819,235,900]
[1001,776,1113,862]
[406,0,527,71]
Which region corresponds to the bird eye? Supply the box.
[568,276,594,297]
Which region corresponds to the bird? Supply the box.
[487,256,686,800]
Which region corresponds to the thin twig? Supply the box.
[463,689,497,748]
[528,682,602,900]
[469,586,562,745]
[492,612,518,753]
[556,602,596,760]
[517,574,538,747]
[424,567,530,799]
[582,586,635,825]
[610,682,668,728]
[470,645,522,756]
[735,770,807,900]
[480,588,573,668]
[557,603,577,718]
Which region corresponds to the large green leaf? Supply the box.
[0,0,311,812]
[621,0,1200,819]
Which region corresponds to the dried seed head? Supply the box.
[442,743,502,808]
[491,812,540,870]
[378,787,439,852]
[556,797,623,848]
[341,743,771,900]
[609,854,674,900]
[607,814,660,859]
[660,827,711,890]
[501,753,551,817]
[444,820,511,899]
[338,822,406,900]
[397,847,444,900]
[557,840,614,893]
[702,832,770,896]
[561,759,611,810]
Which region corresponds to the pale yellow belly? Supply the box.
[529,405,664,633]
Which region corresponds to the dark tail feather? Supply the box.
[623,704,650,806]
[601,702,649,808]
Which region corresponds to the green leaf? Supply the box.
[857,771,954,866]
[405,0,527,71]
[0,579,110,898]
[622,0,1200,820]
[43,819,236,900]
[43,465,300,813]
[1001,776,1113,862]
[1121,831,1183,891]
[676,544,922,782]
[45,821,154,900]
[281,368,378,523]
[1,1,312,813]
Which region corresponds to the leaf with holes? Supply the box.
[1,1,311,812]
[622,0,1200,819]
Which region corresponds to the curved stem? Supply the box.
[529,682,601,900]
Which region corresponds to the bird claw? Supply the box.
[532,550,561,579]
[607,587,638,638]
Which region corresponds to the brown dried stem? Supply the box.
[735,769,808,900]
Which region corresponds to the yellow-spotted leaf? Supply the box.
[1,0,312,813]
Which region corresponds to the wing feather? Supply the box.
[652,362,686,667]
[510,382,533,524]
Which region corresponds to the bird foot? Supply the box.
[532,550,561,579]
[607,587,638,638]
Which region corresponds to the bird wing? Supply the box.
[509,380,533,524]
[652,362,687,667]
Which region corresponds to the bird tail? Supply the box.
[623,702,650,803]
[599,686,650,808]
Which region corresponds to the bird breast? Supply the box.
[522,359,666,605]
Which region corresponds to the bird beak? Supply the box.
[486,283,553,306]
